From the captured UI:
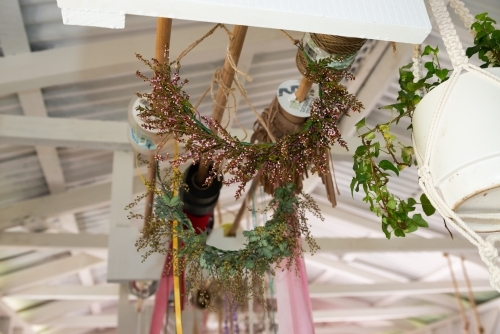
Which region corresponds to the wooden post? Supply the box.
[144,18,173,231]
[195,25,248,187]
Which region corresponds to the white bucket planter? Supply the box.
[413,67,500,232]
[411,0,500,292]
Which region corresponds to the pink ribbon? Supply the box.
[275,256,315,334]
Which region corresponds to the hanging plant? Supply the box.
[351,11,500,239]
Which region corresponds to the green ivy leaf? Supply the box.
[387,200,397,210]
[413,213,429,228]
[394,229,406,237]
[382,222,391,239]
[420,193,436,216]
[365,132,376,140]
[379,160,400,176]
[350,178,357,197]
[355,118,366,130]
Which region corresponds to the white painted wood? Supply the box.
[405,297,500,334]
[0,301,35,334]
[20,301,96,324]
[313,237,477,253]
[0,0,30,55]
[0,27,300,96]
[309,280,494,298]
[312,305,449,323]
[35,315,117,328]
[0,115,131,151]
[7,285,120,301]
[0,233,107,251]
[0,254,104,293]
[339,43,414,137]
[61,8,125,29]
[107,151,164,281]
[56,0,431,43]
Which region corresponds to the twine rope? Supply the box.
[414,0,500,293]
[172,23,275,143]
[461,256,485,334]
[445,253,470,334]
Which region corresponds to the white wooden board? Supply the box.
[56,0,432,43]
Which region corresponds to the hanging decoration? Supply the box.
[130,22,364,308]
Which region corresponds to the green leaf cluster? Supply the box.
[350,46,448,238]
[467,13,500,68]
[136,182,321,308]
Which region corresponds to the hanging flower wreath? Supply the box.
[134,52,362,197]
[131,40,363,306]
[132,168,321,306]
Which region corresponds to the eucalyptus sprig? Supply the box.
[467,12,500,68]
[133,182,321,308]
[351,45,449,238]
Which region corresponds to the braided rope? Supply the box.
[415,0,500,293]
[428,0,469,69]
[449,0,476,33]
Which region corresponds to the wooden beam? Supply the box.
[0,301,36,334]
[0,254,104,294]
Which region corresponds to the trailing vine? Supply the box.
[352,12,500,238]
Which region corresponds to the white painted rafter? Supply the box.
[0,254,103,294]
[0,27,301,97]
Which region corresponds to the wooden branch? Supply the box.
[144,18,173,232]
[195,25,248,186]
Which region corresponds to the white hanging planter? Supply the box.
[412,0,500,292]
[413,67,500,232]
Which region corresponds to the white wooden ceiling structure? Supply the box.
[0,0,500,333]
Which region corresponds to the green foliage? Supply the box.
[352,12,500,238]
[351,46,448,238]
[133,181,321,308]
[467,13,500,68]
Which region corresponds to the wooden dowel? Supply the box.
[144,18,173,233]
[196,25,248,187]
[295,76,314,102]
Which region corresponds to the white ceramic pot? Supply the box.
[413,68,500,232]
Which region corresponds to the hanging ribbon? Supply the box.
[275,247,315,334]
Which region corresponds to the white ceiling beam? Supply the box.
[339,43,414,137]
[0,115,131,151]
[0,233,476,254]
[0,254,104,294]
[19,301,97,325]
[0,301,36,334]
[0,26,300,97]
[33,315,117,328]
[309,280,494,298]
[313,237,476,253]
[6,285,120,301]
[312,305,449,323]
